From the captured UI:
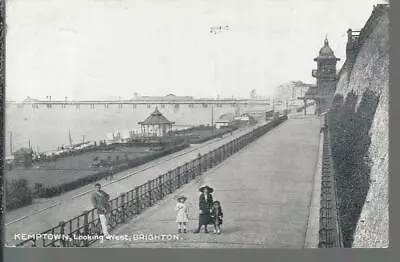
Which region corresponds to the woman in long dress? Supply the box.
[194,185,214,233]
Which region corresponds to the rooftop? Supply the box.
[314,37,339,61]
[138,107,175,126]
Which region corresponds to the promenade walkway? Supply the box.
[5,122,267,245]
[95,114,321,248]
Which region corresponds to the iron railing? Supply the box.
[318,115,343,248]
[15,116,288,248]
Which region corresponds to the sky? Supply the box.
[6,0,387,101]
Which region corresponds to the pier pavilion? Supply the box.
[138,107,175,137]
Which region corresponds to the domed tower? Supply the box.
[311,36,340,114]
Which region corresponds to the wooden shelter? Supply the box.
[138,107,175,137]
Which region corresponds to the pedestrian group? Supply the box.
[91,183,224,239]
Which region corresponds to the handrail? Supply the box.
[15,116,288,247]
[344,5,388,74]
[318,114,343,248]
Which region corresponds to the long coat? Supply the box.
[91,190,110,215]
[198,193,213,225]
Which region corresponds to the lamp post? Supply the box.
[210,25,231,135]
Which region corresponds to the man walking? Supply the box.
[91,183,111,238]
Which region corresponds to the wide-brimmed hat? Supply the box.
[199,185,214,193]
[213,200,220,205]
[177,195,187,201]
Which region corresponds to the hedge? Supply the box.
[37,143,189,199]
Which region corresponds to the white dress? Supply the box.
[175,202,189,223]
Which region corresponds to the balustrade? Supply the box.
[15,116,288,247]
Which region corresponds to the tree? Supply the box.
[6,178,33,209]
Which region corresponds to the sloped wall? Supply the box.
[329,10,388,247]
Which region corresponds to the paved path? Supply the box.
[5,122,267,245]
[95,114,321,248]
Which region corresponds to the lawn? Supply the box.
[174,126,236,143]
[6,145,152,188]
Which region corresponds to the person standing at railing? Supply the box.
[91,183,111,238]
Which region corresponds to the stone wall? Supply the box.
[329,7,389,247]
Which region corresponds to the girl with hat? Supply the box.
[175,195,189,233]
[194,185,214,233]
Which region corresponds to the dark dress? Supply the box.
[198,193,213,226]
[210,205,223,226]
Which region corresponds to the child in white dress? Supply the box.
[175,196,189,233]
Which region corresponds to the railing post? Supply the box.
[59,221,67,247]
[158,176,163,199]
[120,193,126,223]
[197,153,202,177]
[135,187,140,214]
[190,161,195,180]
[182,164,186,184]
[182,163,186,183]
[168,170,173,193]
[176,167,181,188]
[235,139,238,152]
[185,163,189,183]
[147,180,152,206]
[83,211,90,247]
[204,153,208,171]
[213,150,216,166]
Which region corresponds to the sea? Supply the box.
[4,103,263,157]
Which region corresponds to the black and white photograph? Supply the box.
[1,0,389,249]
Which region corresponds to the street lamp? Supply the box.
[210,25,231,135]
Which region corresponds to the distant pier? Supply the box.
[6,98,275,109]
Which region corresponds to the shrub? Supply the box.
[33,183,44,197]
[6,178,33,210]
